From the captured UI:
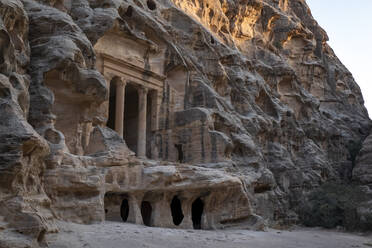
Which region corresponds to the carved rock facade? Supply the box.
[0,0,370,247]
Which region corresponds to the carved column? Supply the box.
[137,87,148,158]
[104,74,113,88]
[115,78,126,138]
[103,73,114,127]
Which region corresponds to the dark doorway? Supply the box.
[120,199,129,222]
[107,79,117,131]
[170,196,184,226]
[124,84,139,152]
[146,92,153,158]
[192,198,204,229]
[174,144,184,163]
[104,193,129,222]
[125,5,133,17]
[141,201,152,226]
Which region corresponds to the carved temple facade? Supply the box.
[88,30,247,229]
[95,31,165,159]
[93,30,231,165]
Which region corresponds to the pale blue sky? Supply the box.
[306,0,372,117]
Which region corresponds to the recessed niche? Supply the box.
[147,0,156,10]
[170,196,184,225]
[120,199,129,222]
[125,6,133,17]
[141,201,152,226]
[191,198,204,229]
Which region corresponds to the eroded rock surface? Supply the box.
[353,134,372,229]
[0,0,371,246]
[354,134,372,186]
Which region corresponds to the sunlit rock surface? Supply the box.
[0,0,371,246]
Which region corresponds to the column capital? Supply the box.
[103,73,114,82]
[138,86,148,96]
[115,77,127,87]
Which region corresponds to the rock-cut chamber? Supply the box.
[191,198,204,229]
[170,196,184,226]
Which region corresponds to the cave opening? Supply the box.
[191,198,204,229]
[104,193,130,222]
[174,144,184,163]
[170,196,184,226]
[141,201,152,226]
[120,199,129,222]
[146,0,156,10]
[125,5,133,17]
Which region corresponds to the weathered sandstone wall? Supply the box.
[0,0,371,247]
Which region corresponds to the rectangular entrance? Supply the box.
[106,78,158,158]
[124,84,139,153]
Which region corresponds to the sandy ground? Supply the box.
[45,221,372,248]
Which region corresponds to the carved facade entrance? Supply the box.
[94,32,164,158]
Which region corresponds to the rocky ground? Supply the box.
[42,221,372,248]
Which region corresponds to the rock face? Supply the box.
[354,134,372,186]
[0,1,55,247]
[353,134,372,229]
[0,0,371,246]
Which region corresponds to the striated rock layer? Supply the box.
[353,134,372,229]
[354,134,372,186]
[0,0,370,246]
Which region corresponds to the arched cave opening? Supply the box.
[146,0,156,10]
[141,201,152,226]
[191,198,204,229]
[125,5,133,17]
[170,196,184,226]
[104,193,130,222]
[174,144,184,163]
[120,199,129,222]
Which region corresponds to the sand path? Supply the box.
[45,221,372,248]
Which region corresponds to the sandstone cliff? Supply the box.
[0,0,371,247]
[353,134,372,229]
